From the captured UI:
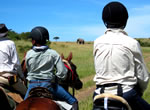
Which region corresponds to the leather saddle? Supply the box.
[93,93,131,110]
[28,87,54,99]
[93,83,131,110]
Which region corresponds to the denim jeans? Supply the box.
[123,88,150,110]
[93,88,150,110]
[24,79,77,104]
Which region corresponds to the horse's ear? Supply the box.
[24,52,27,57]
[61,53,65,59]
[67,52,72,61]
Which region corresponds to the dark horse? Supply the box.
[0,87,15,110]
[0,82,24,110]
[16,52,82,110]
[77,38,84,44]
[60,52,83,95]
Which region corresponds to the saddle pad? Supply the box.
[7,92,23,103]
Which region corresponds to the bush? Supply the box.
[136,38,150,47]
[8,30,29,41]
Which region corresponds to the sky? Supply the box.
[1,0,150,41]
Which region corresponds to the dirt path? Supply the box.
[75,86,95,101]
[74,74,96,101]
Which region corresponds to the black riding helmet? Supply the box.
[102,2,128,29]
[28,26,49,45]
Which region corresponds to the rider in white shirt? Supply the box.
[0,24,27,98]
[93,2,150,110]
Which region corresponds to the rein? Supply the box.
[62,59,75,96]
[62,59,74,81]
[62,59,72,69]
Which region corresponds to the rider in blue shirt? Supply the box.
[24,26,78,110]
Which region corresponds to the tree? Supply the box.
[53,36,59,42]
[8,30,21,40]
[8,30,30,41]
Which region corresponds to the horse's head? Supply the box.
[61,52,83,90]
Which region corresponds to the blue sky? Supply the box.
[1,0,150,41]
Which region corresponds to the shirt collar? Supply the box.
[105,28,128,36]
[32,45,49,52]
[0,37,9,41]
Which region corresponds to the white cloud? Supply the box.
[126,5,150,38]
[78,25,105,36]
[130,5,150,15]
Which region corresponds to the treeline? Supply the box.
[7,30,150,47]
[7,30,30,41]
[136,38,150,47]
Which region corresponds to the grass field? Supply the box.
[15,40,150,109]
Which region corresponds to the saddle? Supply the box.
[93,83,132,110]
[28,87,54,99]
[93,93,131,110]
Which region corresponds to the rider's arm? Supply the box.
[134,42,150,93]
[11,42,26,81]
[53,51,68,80]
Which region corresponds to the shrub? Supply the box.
[136,38,150,47]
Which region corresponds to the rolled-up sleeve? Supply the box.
[134,42,150,93]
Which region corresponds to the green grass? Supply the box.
[15,40,150,110]
[79,93,93,110]
[82,80,95,89]
[14,40,32,61]
[15,41,95,79]
[50,42,95,79]
[78,46,150,110]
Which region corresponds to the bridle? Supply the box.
[62,59,75,81]
[62,59,75,96]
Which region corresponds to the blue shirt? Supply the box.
[25,46,68,81]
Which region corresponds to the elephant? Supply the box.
[76,38,84,44]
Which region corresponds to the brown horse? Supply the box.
[16,97,60,110]
[16,52,82,110]
[16,87,60,110]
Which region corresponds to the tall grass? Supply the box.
[50,42,95,78]
[15,40,150,109]
[15,41,95,79]
[14,40,32,61]
[79,46,150,110]
[79,93,93,110]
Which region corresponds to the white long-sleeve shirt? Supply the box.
[0,38,25,80]
[93,29,149,94]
